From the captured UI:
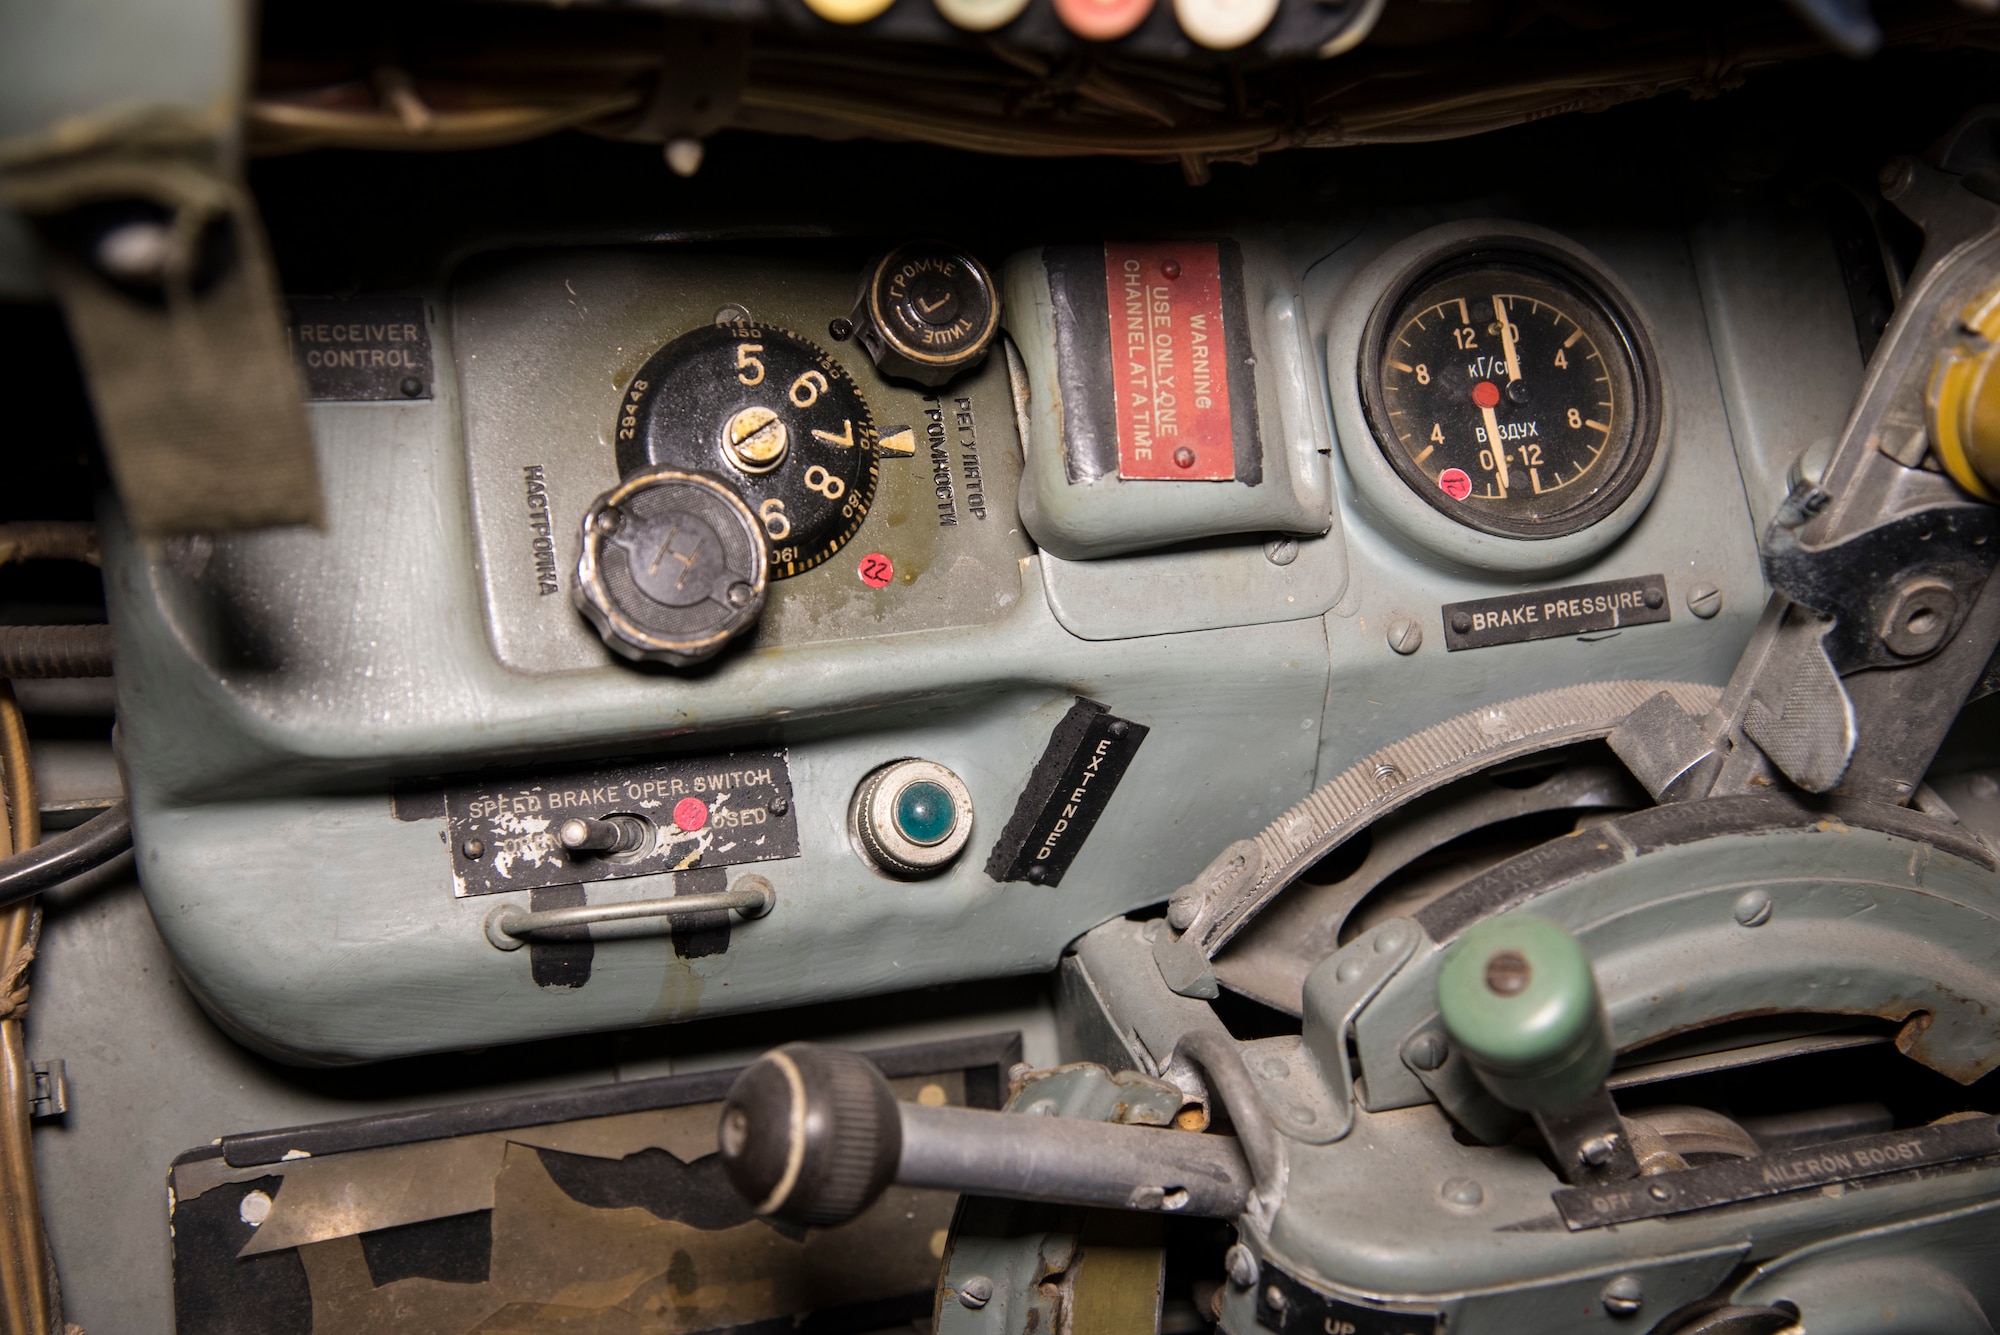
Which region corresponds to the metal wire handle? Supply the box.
[484,875,775,951]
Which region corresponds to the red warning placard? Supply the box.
[1103,242,1237,481]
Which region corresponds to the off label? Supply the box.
[1103,243,1236,481]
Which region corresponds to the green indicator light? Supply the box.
[894,781,956,846]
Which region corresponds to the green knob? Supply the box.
[1435,915,1611,1112]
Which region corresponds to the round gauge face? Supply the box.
[1361,249,1659,539]
[617,321,880,578]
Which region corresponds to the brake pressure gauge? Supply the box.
[617,321,881,578]
[1360,244,1660,540]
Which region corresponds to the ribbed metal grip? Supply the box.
[718,1043,902,1226]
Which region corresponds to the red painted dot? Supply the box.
[858,552,894,588]
[673,797,709,832]
[1471,380,1501,409]
[1438,467,1473,501]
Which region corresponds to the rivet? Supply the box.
[1734,889,1773,927]
[1643,587,1664,610]
[1601,1274,1644,1317]
[1264,1284,1289,1315]
[1374,923,1409,954]
[1451,611,1474,634]
[1174,447,1197,469]
[958,1275,994,1309]
[1648,1182,1672,1201]
[1161,259,1183,280]
[1688,583,1722,619]
[593,507,622,536]
[400,376,424,398]
[713,303,751,326]
[461,839,485,859]
[1579,1133,1619,1167]
[767,794,790,816]
[828,317,855,342]
[1225,1243,1258,1288]
[1404,1031,1449,1071]
[1440,1176,1483,1207]
[1026,863,1048,884]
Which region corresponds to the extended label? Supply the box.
[288,297,432,400]
[1442,574,1669,651]
[444,749,798,897]
[1104,242,1237,480]
[986,699,1148,887]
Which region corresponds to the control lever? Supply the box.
[715,1043,1254,1226]
[1436,915,1640,1186]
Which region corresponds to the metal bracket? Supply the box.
[29,1059,67,1120]
[1292,918,1420,1144]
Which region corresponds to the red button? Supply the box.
[1471,380,1501,409]
[673,797,709,832]
[1054,0,1154,41]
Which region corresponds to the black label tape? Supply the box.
[986,699,1148,888]
[1442,574,1669,651]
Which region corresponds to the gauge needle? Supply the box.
[1492,294,1520,383]
[1481,403,1510,495]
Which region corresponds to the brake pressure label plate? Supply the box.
[441,749,799,896]
[1441,574,1669,651]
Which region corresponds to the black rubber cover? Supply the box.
[718,1042,903,1226]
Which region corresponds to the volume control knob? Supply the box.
[852,242,1000,388]
[574,468,767,667]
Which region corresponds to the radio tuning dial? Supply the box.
[852,242,1000,388]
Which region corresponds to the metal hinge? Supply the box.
[29,1060,67,1119]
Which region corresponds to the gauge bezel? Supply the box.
[1325,221,1672,573]
[1358,237,1663,541]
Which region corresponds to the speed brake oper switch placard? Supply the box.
[1043,242,1262,484]
[443,749,798,897]
[986,699,1149,887]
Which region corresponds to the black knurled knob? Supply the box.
[717,1042,903,1226]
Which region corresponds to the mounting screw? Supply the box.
[1440,1177,1483,1207]
[957,1275,994,1310]
[1601,1274,1644,1318]
[768,793,790,816]
[1263,1285,1289,1318]
[828,317,855,342]
[714,303,751,326]
[1879,156,1916,200]
[1387,617,1423,655]
[1264,537,1299,566]
[1403,1031,1449,1071]
[1579,1133,1620,1167]
[1687,584,1722,619]
[1225,1243,1258,1288]
[1733,888,1773,927]
[1642,587,1664,610]
[1880,578,1958,658]
[1451,611,1473,634]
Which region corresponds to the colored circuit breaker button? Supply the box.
[1173,0,1279,50]
[804,0,898,23]
[1054,0,1155,42]
[851,759,974,877]
[933,0,1031,31]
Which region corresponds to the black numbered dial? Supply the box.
[617,321,880,578]
[1362,250,1659,539]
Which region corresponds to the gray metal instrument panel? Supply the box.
[103,214,1789,1063]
